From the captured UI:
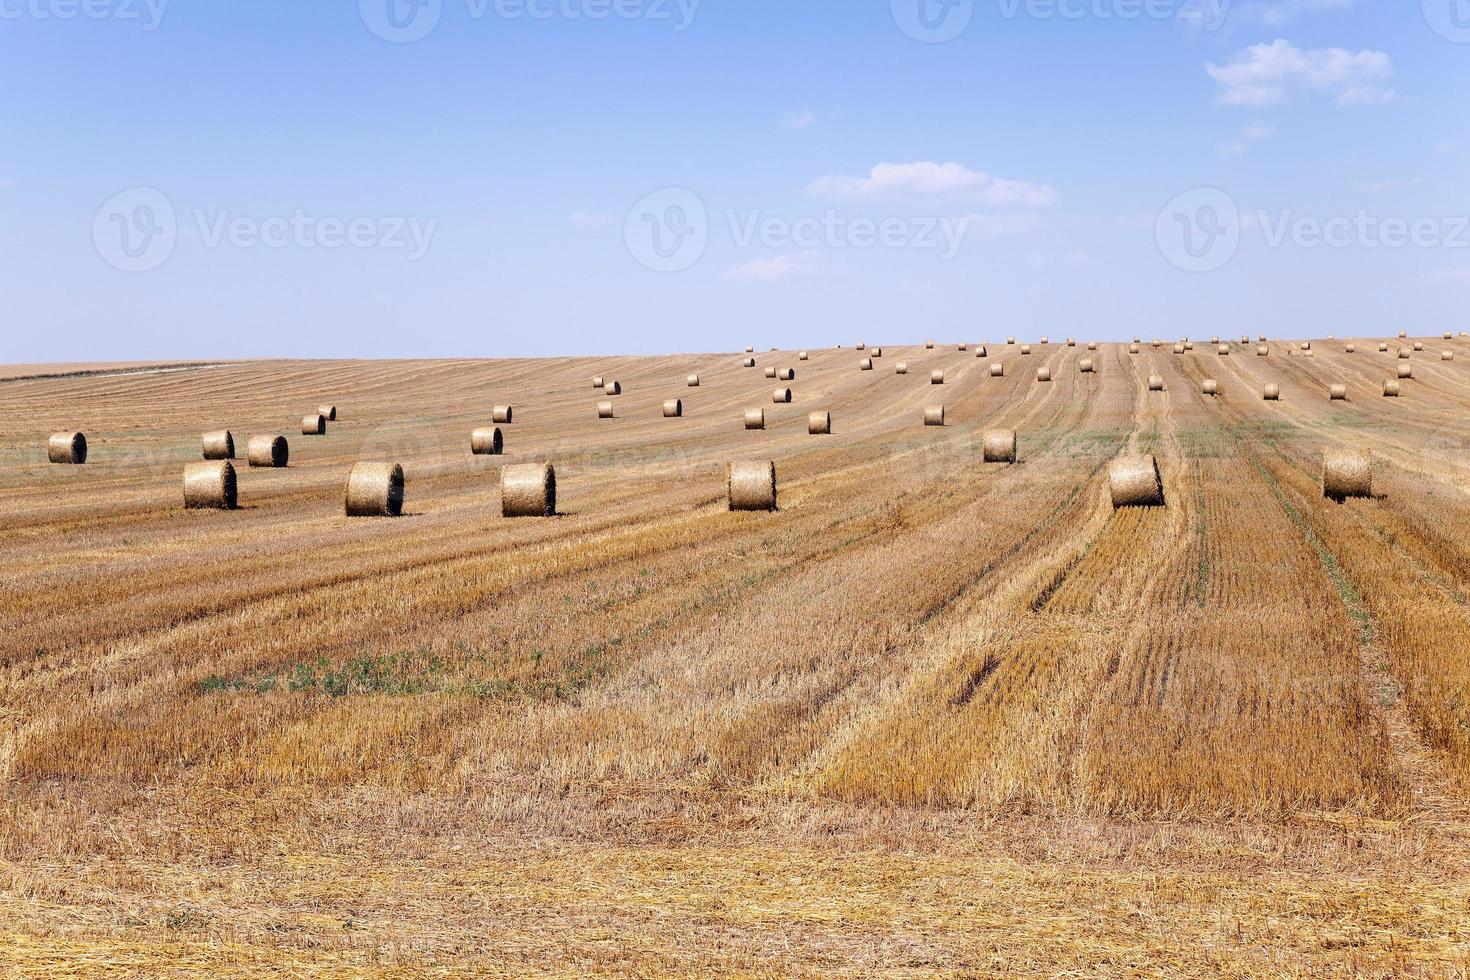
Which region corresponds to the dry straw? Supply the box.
[924,405,945,426]
[1330,384,1348,401]
[1036,367,1052,382]
[502,462,556,517]
[743,358,756,368]
[183,461,238,510]
[1398,364,1413,380]
[1378,343,1389,352]
[1129,344,1140,354]
[604,380,622,395]
[1203,379,1219,396]
[493,405,513,424]
[1007,337,1016,345]
[1217,345,1230,356]
[1086,342,1098,350]
[1212,336,1220,345]
[991,363,1005,377]
[746,345,755,353]
[593,376,605,388]
[1109,455,1165,508]
[779,368,795,381]
[663,399,683,418]
[799,351,809,360]
[926,339,935,349]
[345,462,404,517]
[1345,344,1356,353]
[860,358,874,371]
[1258,346,1269,356]
[958,342,968,351]
[1185,342,1195,350]
[1021,345,1032,355]
[1415,342,1425,351]
[765,366,778,378]
[1322,450,1372,501]
[1444,350,1456,361]
[975,345,988,357]
[727,460,777,512]
[1040,337,1049,345]
[1445,332,1454,340]
[687,373,701,387]
[871,347,883,357]
[1399,348,1411,359]
[1264,384,1281,401]
[1399,331,1408,338]
[808,411,831,435]
[597,401,616,419]
[856,341,867,350]
[201,430,235,460]
[1080,359,1095,373]
[471,427,504,455]
[302,414,326,436]
[246,435,289,467]
[931,369,945,384]
[744,408,766,430]
[1174,344,1185,354]
[1381,380,1399,397]
[1067,338,1076,346]
[896,362,909,374]
[1301,342,1312,351]
[772,387,792,403]
[1148,375,1164,391]
[983,428,1017,464]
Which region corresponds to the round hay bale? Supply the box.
[958,342,968,351]
[1444,332,1453,341]
[1211,336,1220,345]
[1040,337,1049,345]
[1302,349,1316,358]
[1036,367,1052,382]
[1345,344,1355,353]
[663,399,683,418]
[1067,338,1076,347]
[501,462,556,517]
[201,430,235,460]
[896,362,909,375]
[1398,347,1411,359]
[345,461,404,517]
[1257,346,1269,356]
[983,429,1017,464]
[808,411,831,435]
[859,358,874,371]
[727,460,776,512]
[1301,342,1311,351]
[1263,384,1280,401]
[772,388,792,404]
[471,427,504,455]
[1134,336,1143,344]
[1330,384,1347,401]
[924,405,945,427]
[1021,345,1032,355]
[1379,343,1389,352]
[318,405,338,422]
[871,348,883,358]
[1241,336,1250,345]
[991,363,1005,377]
[1174,344,1185,354]
[1086,342,1098,351]
[1129,344,1140,354]
[1203,379,1219,397]
[925,339,935,349]
[799,351,809,360]
[1398,364,1413,380]
[1008,337,1017,345]
[1217,345,1230,356]
[687,373,701,387]
[778,368,795,382]
[246,435,289,468]
[1383,380,1400,397]
[1399,331,1408,338]
[1414,342,1425,352]
[1185,342,1195,351]
[593,376,604,388]
[931,370,945,384]
[1109,456,1164,508]
[764,366,778,379]
[1443,350,1455,362]
[856,341,866,350]
[183,460,238,510]
[1322,450,1371,501]
[1148,375,1164,391]
[743,358,756,368]
[746,345,754,353]
[975,345,988,357]
[1079,359,1095,374]
[302,414,326,436]
[598,401,616,419]
[744,408,766,430]
[493,405,513,424]
[604,381,622,395]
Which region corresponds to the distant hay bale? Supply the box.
[183,461,238,511]
[1322,450,1371,501]
[1008,337,1016,345]
[856,341,866,350]
[1086,342,1097,351]
[501,462,556,517]
[593,376,605,389]
[663,399,683,418]
[746,345,754,353]
[744,408,766,430]
[931,370,945,384]
[808,411,831,435]
[687,374,701,386]
[1040,337,1049,345]
[1240,336,1250,345]
[743,358,756,368]
[1258,335,1267,342]
[958,342,968,351]
[991,363,1004,377]
[1211,336,1220,345]
[1398,363,1413,380]
[860,358,874,371]
[1302,350,1315,358]
[605,380,622,395]
[1257,346,1269,356]
[924,405,945,426]
[1263,384,1280,401]
[871,348,883,357]
[1021,345,1032,355]
[773,387,792,403]
[493,405,513,424]
[598,400,616,419]
[1067,338,1076,347]
[975,345,988,357]
[1129,344,1140,354]
[1301,342,1311,351]
[1203,379,1219,397]
[1445,332,1453,340]
[1383,380,1400,397]
[1443,350,1455,361]
[983,429,1017,463]
[1134,336,1142,344]
[471,427,504,455]
[1414,342,1424,352]
[1148,375,1164,391]
[201,430,235,460]
[345,461,405,517]
[302,414,327,436]
[1399,331,1407,338]
[727,460,777,512]
[1079,359,1095,373]
[778,368,795,381]
[1398,348,1411,359]
[764,366,778,378]
[1185,342,1195,351]
[1330,384,1348,401]
[1217,345,1230,356]
[246,435,289,468]
[1174,344,1185,354]
[896,361,909,375]
[1109,455,1164,508]
[1345,344,1355,353]
[1036,367,1051,382]
[318,405,338,422]
[926,339,935,349]
[799,351,809,360]
[1379,343,1389,352]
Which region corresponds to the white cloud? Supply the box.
[722,254,824,283]
[784,110,817,130]
[807,161,1058,207]
[1205,39,1393,108]
[570,210,614,228]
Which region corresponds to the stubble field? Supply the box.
[3,338,1470,977]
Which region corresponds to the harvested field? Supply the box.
[4,340,1470,976]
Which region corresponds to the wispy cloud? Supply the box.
[1221,120,1275,155]
[1227,0,1355,27]
[783,110,817,130]
[1206,39,1392,107]
[808,161,1058,208]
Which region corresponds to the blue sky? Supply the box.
[1,0,1466,361]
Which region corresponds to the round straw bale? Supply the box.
[1399,331,1407,338]
[1241,336,1250,345]
[926,340,935,349]
[1134,336,1143,344]
[246,435,289,467]
[604,381,622,395]
[743,358,756,368]
[1383,380,1400,397]
[764,366,778,378]
[183,460,237,510]
[871,348,882,357]
[1301,342,1311,351]
[1414,342,1424,352]
[975,345,988,357]
[1322,450,1371,501]
[501,462,556,517]
[727,460,776,512]
[799,351,809,360]
[1021,345,1032,355]
[1330,384,1347,401]
[1398,364,1413,379]
[983,429,1017,463]
[744,408,766,430]
[1008,337,1016,345]
[860,358,874,371]
[1259,334,1267,342]
[896,362,909,375]
[593,376,605,388]
[778,368,795,381]
[1445,332,1453,340]
[856,341,866,350]
[991,363,1005,377]
[1203,379,1219,396]
[924,405,945,426]
[1345,344,1355,353]
[318,405,338,422]
[1442,350,1455,361]
[1109,456,1164,508]
[471,427,504,455]
[1148,375,1164,391]
[1086,342,1098,351]
[1398,347,1411,359]
[808,411,831,435]
[1185,342,1195,350]
[201,430,235,460]
[746,345,754,353]
[1067,338,1076,346]
[493,405,513,424]
[1080,359,1095,373]
[1174,344,1185,354]
[345,462,404,517]
[687,373,701,387]
[773,388,792,404]
[1129,344,1140,354]
[959,342,968,351]
[663,399,683,418]
[598,400,616,419]
[1257,345,1269,356]
[1217,345,1230,356]
[1378,343,1389,352]
[1036,367,1052,382]
[302,414,326,436]
[931,370,945,384]
[1211,336,1220,345]
[1263,384,1280,401]
[1040,337,1049,345]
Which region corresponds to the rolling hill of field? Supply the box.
[3,338,1470,976]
